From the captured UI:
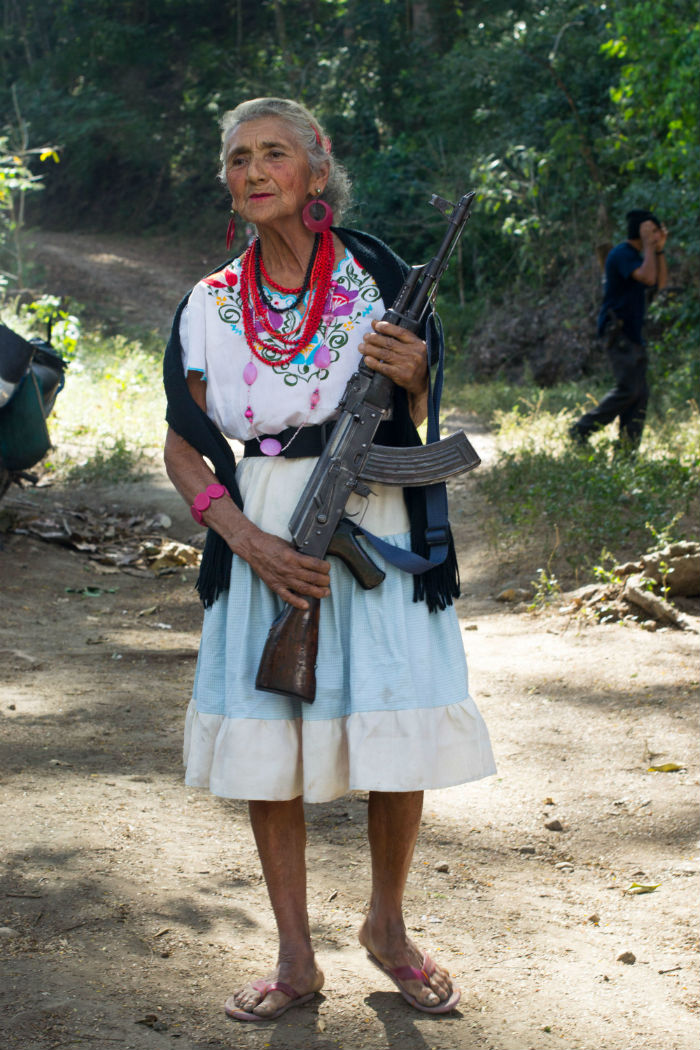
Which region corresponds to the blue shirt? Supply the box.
[597,241,648,344]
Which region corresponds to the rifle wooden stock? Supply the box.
[255,596,320,703]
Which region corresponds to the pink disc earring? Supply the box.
[302,194,334,233]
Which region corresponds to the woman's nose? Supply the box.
[247,154,265,180]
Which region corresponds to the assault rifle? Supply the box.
[256,190,479,703]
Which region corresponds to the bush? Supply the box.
[647,290,700,414]
[478,404,699,581]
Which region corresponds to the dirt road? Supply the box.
[0,233,698,1050]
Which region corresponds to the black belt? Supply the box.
[243,422,335,458]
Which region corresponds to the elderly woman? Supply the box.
[163,97,495,1022]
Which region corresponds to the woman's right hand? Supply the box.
[234,526,331,610]
[164,420,330,611]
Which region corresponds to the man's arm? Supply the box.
[633,220,668,288]
[654,224,668,291]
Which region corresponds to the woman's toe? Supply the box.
[251,993,277,1017]
[432,975,452,999]
[231,983,264,1013]
[417,985,441,1006]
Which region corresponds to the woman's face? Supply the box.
[225,117,325,229]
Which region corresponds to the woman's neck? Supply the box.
[256,223,316,288]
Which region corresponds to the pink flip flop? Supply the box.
[366,950,461,1014]
[224,979,316,1022]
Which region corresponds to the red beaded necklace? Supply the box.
[239,229,335,366]
[257,236,319,305]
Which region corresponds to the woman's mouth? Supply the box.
[249,193,273,200]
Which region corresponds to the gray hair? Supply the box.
[219,97,352,221]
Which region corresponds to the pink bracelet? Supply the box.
[190,483,229,524]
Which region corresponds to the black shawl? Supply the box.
[163,226,459,611]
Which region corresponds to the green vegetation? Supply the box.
[591,550,623,586]
[1,3,697,296]
[647,292,700,413]
[21,295,81,358]
[468,393,698,582]
[0,84,60,288]
[442,362,698,587]
[528,567,561,611]
[37,324,164,485]
[0,2,697,581]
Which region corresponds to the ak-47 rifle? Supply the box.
[256,190,479,703]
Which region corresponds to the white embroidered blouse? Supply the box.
[180,247,386,441]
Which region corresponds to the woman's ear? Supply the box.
[315,160,330,196]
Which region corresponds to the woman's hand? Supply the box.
[164,419,330,612]
[360,319,429,424]
[234,525,331,611]
[360,319,428,396]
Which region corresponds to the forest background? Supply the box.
[2,0,699,377]
[3,8,700,1050]
[1,0,699,581]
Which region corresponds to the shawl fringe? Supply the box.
[405,485,461,611]
[197,531,233,608]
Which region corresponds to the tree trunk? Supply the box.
[272,0,288,57]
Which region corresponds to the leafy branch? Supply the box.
[0,85,60,290]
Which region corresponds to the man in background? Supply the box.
[570,209,668,448]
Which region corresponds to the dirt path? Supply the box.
[0,233,698,1050]
[30,230,225,335]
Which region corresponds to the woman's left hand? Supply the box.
[360,319,428,396]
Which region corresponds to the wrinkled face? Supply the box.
[224,117,325,228]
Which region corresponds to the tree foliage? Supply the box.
[0,84,59,287]
[1,0,698,377]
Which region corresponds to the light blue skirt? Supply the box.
[184,458,496,802]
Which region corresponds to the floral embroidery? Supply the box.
[204,251,380,388]
[324,282,359,321]
[203,267,238,290]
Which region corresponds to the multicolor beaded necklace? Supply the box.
[239,229,335,455]
[255,235,320,311]
[239,229,334,365]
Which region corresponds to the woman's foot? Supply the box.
[225,960,324,1021]
[359,918,459,1012]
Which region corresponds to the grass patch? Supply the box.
[58,436,150,485]
[0,301,166,485]
[442,370,609,423]
[477,400,699,583]
[41,326,166,484]
[440,362,699,581]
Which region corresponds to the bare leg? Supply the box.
[226,797,324,1018]
[358,790,457,1009]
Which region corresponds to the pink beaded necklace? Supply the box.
[241,237,335,456]
[239,229,334,365]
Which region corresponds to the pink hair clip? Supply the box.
[312,126,332,154]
